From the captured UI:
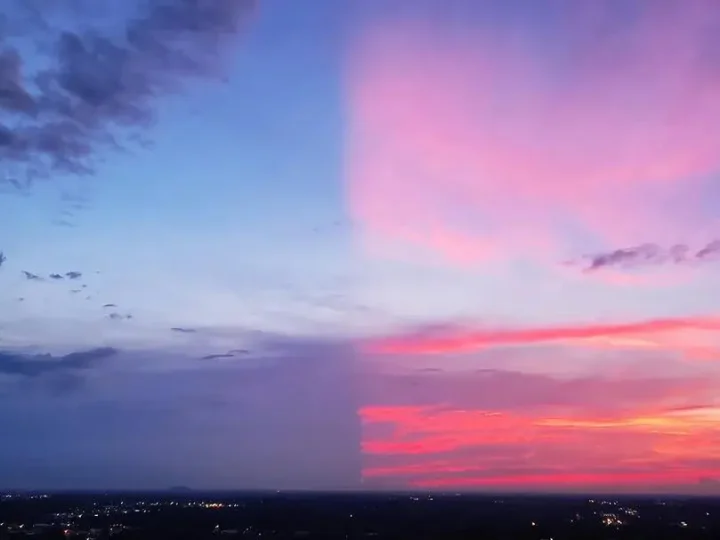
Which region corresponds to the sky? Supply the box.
[1,0,720,494]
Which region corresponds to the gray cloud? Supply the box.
[0,346,117,378]
[171,327,196,333]
[576,240,720,272]
[0,251,6,268]
[21,270,42,280]
[107,312,132,320]
[49,272,64,279]
[696,239,720,260]
[0,0,257,186]
[199,348,250,360]
[65,271,82,279]
[200,353,235,360]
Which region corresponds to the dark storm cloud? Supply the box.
[577,239,720,272]
[0,346,117,378]
[0,0,257,185]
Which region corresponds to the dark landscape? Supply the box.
[1,491,719,540]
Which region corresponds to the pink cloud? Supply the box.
[366,315,720,355]
[360,403,720,491]
[344,1,720,268]
[358,357,720,491]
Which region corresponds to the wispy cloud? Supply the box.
[200,348,251,361]
[575,240,720,272]
[367,315,720,355]
[21,270,42,281]
[107,312,132,321]
[200,353,235,360]
[171,327,197,333]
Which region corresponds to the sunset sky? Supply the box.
[1,0,720,493]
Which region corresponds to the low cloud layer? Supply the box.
[0,0,256,186]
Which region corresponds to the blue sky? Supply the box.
[1,0,356,347]
[2,0,720,493]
